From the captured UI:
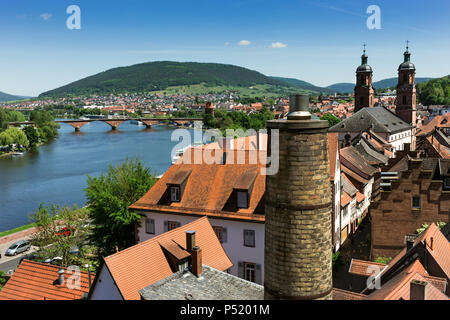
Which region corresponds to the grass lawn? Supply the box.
[0,223,36,239]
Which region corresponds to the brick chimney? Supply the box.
[186,230,196,252]
[410,280,428,300]
[265,94,333,300]
[191,246,203,277]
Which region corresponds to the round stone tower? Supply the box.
[264,94,333,300]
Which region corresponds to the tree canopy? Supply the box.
[85,158,157,255]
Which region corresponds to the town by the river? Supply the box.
[0,121,195,232]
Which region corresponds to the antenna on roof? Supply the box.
[363,43,366,54]
[406,40,409,51]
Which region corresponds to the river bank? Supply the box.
[0,123,191,232]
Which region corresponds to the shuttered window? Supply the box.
[213,226,227,243]
[145,218,155,234]
[165,221,181,231]
[243,229,255,247]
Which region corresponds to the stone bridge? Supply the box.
[9,118,202,132]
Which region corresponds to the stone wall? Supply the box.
[264,120,333,300]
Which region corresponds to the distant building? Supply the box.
[371,157,450,259]
[395,45,417,126]
[354,48,375,113]
[329,106,413,154]
[334,223,450,300]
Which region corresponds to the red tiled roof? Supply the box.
[349,259,386,277]
[0,260,94,300]
[341,192,352,207]
[366,269,449,300]
[417,114,450,136]
[103,217,232,300]
[130,147,266,222]
[328,133,339,180]
[332,288,365,300]
[356,192,365,203]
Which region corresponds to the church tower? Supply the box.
[354,46,375,113]
[395,42,417,126]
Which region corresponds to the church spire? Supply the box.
[404,40,411,62]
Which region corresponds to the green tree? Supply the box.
[29,204,92,268]
[0,131,13,148]
[320,113,341,127]
[3,127,29,150]
[23,126,39,148]
[85,158,157,255]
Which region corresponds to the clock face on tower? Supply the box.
[402,86,407,91]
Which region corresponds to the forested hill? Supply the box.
[0,91,28,102]
[270,77,335,94]
[39,61,291,97]
[417,75,450,105]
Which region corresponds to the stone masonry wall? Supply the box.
[265,123,333,300]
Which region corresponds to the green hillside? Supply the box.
[326,77,435,93]
[417,75,450,105]
[0,91,28,102]
[270,77,334,94]
[39,61,294,98]
[326,83,354,94]
[373,77,433,89]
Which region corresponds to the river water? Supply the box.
[0,121,194,232]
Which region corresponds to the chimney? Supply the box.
[410,280,428,300]
[405,234,416,251]
[57,269,65,286]
[191,246,203,277]
[265,94,332,300]
[186,230,196,252]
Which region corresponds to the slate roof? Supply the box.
[0,260,93,300]
[340,146,378,178]
[101,217,232,300]
[139,265,264,300]
[329,107,411,134]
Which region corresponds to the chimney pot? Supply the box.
[410,280,428,300]
[186,230,196,252]
[288,95,311,120]
[191,246,202,277]
[57,269,65,285]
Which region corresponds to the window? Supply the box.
[444,178,450,190]
[360,97,364,106]
[403,95,407,104]
[213,226,223,243]
[171,186,181,202]
[167,221,179,231]
[237,191,249,209]
[145,218,155,234]
[244,229,255,247]
[412,196,421,210]
[244,263,256,283]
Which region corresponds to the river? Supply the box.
[0,121,195,232]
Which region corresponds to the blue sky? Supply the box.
[1,0,449,96]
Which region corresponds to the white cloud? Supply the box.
[40,13,52,21]
[238,40,251,46]
[270,42,287,48]
[225,42,230,46]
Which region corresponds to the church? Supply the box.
[330,44,417,153]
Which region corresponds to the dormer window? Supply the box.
[237,191,249,209]
[171,186,181,202]
[164,169,192,204]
